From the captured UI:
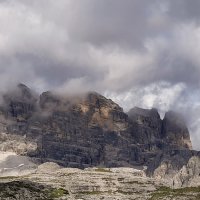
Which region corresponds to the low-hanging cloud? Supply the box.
[0,0,200,149]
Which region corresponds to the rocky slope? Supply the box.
[0,84,198,178]
[0,161,199,200]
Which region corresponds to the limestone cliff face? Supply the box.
[0,84,195,170]
[128,107,192,151]
[37,91,132,167]
[2,84,37,120]
[146,150,200,188]
[128,107,162,145]
[162,111,192,150]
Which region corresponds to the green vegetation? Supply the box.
[150,186,200,200]
[0,180,69,199]
[49,188,69,198]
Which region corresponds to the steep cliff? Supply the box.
[162,111,192,150]
[147,150,200,188]
[0,84,196,170]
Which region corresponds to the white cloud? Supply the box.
[105,82,186,114]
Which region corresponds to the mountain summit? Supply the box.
[0,84,194,170]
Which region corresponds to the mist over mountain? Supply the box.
[0,0,200,150]
[0,84,195,167]
[0,1,200,199]
[0,83,198,199]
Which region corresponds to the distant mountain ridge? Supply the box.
[0,84,198,185]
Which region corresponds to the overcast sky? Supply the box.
[0,0,200,149]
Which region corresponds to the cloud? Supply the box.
[105,82,186,115]
[0,0,200,149]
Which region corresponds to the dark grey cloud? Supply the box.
[0,0,200,149]
[168,0,200,22]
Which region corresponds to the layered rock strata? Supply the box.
[0,84,195,171]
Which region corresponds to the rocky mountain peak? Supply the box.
[0,84,198,197]
[39,91,61,110]
[1,84,37,120]
[162,111,192,150]
[17,83,33,100]
[163,111,187,128]
[0,84,194,169]
[128,107,160,120]
[3,83,36,103]
[86,92,122,111]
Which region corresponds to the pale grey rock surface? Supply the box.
[162,111,192,150]
[147,150,200,188]
[0,161,199,200]
[0,151,37,177]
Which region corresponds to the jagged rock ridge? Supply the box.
[0,84,195,171]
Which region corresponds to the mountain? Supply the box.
[0,84,197,172]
